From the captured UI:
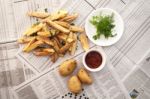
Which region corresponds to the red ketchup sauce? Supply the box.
[85,51,102,68]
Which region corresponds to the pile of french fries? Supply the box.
[18,10,89,62]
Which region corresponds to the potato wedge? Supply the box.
[60,13,78,22]
[57,32,68,41]
[27,11,50,18]
[37,31,51,37]
[17,37,36,44]
[23,37,36,52]
[46,19,70,33]
[50,52,58,63]
[79,33,89,51]
[54,21,70,28]
[70,33,77,55]
[24,23,45,36]
[53,37,62,48]
[52,39,60,52]
[33,50,50,56]
[37,25,51,37]
[77,68,93,84]
[59,43,71,54]
[59,59,77,76]
[23,40,43,52]
[48,10,68,21]
[36,36,54,46]
[70,26,84,33]
[68,76,82,94]
[43,48,55,55]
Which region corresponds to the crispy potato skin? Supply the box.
[68,76,82,94]
[59,59,77,76]
[77,68,93,84]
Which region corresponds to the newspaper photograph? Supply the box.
[0,42,35,99]
[13,46,130,99]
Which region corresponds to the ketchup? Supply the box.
[85,51,102,68]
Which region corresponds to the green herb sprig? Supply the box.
[90,13,116,40]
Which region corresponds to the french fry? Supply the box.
[59,43,71,54]
[36,36,54,46]
[46,19,70,33]
[60,13,78,22]
[24,23,45,36]
[23,37,36,52]
[50,29,59,36]
[37,25,51,37]
[33,48,55,56]
[54,21,70,28]
[43,48,55,55]
[51,52,58,63]
[67,32,74,43]
[17,37,36,44]
[37,31,51,37]
[48,10,68,21]
[70,26,84,33]
[79,33,89,51]
[23,40,44,52]
[27,11,50,18]
[57,33,68,41]
[70,33,77,55]
[53,37,62,48]
[52,39,60,52]
[33,51,50,56]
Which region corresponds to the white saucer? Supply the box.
[85,8,124,46]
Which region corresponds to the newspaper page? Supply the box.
[13,46,131,99]
[84,0,150,81]
[12,0,150,98]
[123,50,150,99]
[0,0,17,43]
[0,42,35,99]
[15,0,95,73]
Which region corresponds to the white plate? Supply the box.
[85,8,124,46]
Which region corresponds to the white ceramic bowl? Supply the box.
[85,8,124,46]
[82,48,106,72]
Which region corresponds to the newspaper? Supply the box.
[0,0,65,99]
[13,46,130,99]
[0,0,17,43]
[123,50,150,99]
[0,42,35,99]
[1,0,150,98]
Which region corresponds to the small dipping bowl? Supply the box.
[82,49,106,72]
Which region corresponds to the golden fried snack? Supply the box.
[68,76,82,94]
[52,39,60,53]
[79,33,89,51]
[23,37,36,52]
[17,37,36,44]
[37,25,51,37]
[50,52,58,62]
[23,40,43,52]
[59,59,77,76]
[46,19,70,33]
[59,43,71,54]
[33,50,50,56]
[60,13,78,22]
[57,32,68,41]
[27,11,50,18]
[24,23,45,36]
[70,26,84,33]
[77,68,93,84]
[37,31,51,37]
[70,33,77,55]
[48,10,68,21]
[36,36,54,46]
[54,21,70,28]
